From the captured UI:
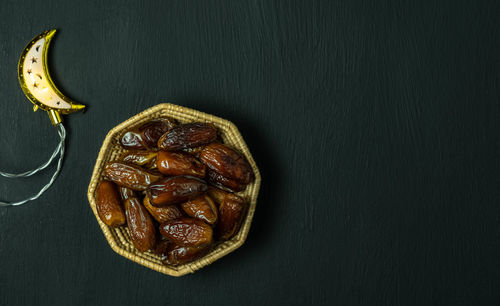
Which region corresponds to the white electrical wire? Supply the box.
[0,123,66,207]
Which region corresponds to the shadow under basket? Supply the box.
[87,103,261,276]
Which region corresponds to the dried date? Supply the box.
[120,118,176,150]
[96,181,126,227]
[124,196,156,252]
[182,146,204,157]
[118,186,136,201]
[217,193,247,240]
[157,123,217,151]
[146,176,207,206]
[143,195,184,223]
[122,150,158,168]
[207,186,227,205]
[156,151,206,178]
[206,169,246,192]
[200,143,254,185]
[153,238,172,258]
[160,218,213,247]
[181,194,218,225]
[161,244,212,266]
[104,162,162,191]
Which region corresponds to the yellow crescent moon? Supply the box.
[18,29,85,124]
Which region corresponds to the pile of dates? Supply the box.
[95,118,254,266]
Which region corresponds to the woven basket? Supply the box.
[87,103,261,276]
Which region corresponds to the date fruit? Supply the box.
[119,186,136,201]
[157,123,217,151]
[146,176,207,206]
[120,118,176,150]
[96,118,256,265]
[143,195,183,223]
[153,238,172,257]
[96,181,126,227]
[104,162,162,191]
[161,244,211,266]
[207,186,227,205]
[217,193,247,240]
[124,196,156,252]
[122,150,158,168]
[181,194,218,225]
[160,218,213,247]
[200,143,254,185]
[156,151,206,178]
[206,170,246,192]
[182,146,204,157]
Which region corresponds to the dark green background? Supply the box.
[0,1,499,305]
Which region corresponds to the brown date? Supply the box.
[160,218,213,247]
[122,150,158,168]
[156,151,206,178]
[207,186,227,205]
[161,244,212,266]
[181,194,218,225]
[182,146,204,157]
[143,195,183,223]
[146,176,207,206]
[120,118,176,150]
[206,169,246,192]
[104,162,162,191]
[217,193,247,240]
[95,181,126,227]
[200,143,254,185]
[118,186,136,201]
[157,123,217,151]
[153,239,172,258]
[124,196,156,252]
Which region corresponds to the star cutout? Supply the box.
[27,69,32,74]
[56,101,61,105]
[33,81,39,88]
[31,57,37,64]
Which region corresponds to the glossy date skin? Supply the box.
[207,186,227,205]
[157,123,217,151]
[121,150,158,168]
[182,146,204,157]
[120,118,176,150]
[124,196,156,252]
[161,244,211,266]
[156,151,206,178]
[146,176,207,206]
[181,194,218,225]
[119,186,136,201]
[153,238,172,257]
[217,193,247,240]
[96,181,126,227]
[200,143,254,185]
[160,218,213,247]
[143,195,184,223]
[104,162,162,191]
[206,169,246,192]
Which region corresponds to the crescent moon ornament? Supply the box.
[18,29,85,124]
[0,29,84,207]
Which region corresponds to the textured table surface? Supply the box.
[0,1,499,305]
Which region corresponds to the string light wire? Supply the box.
[0,123,66,206]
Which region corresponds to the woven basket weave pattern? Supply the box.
[87,103,261,276]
